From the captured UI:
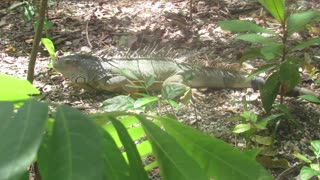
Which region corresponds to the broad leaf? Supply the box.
[0,100,48,180]
[235,34,279,45]
[100,129,130,180]
[261,72,281,113]
[240,48,264,63]
[233,123,252,133]
[110,116,149,180]
[258,0,285,22]
[160,116,273,179]
[287,11,319,35]
[219,20,274,34]
[138,116,208,180]
[280,61,300,92]
[299,166,320,180]
[0,74,40,101]
[291,37,320,51]
[47,105,104,180]
[101,95,135,111]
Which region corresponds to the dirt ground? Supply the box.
[1,0,320,179]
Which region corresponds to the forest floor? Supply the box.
[1,0,320,179]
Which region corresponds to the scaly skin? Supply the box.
[53,54,319,98]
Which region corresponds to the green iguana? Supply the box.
[53,54,320,98]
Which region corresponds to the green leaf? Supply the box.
[138,116,208,180]
[134,96,158,108]
[240,111,257,123]
[110,116,149,180]
[100,129,130,180]
[43,19,54,31]
[240,48,263,63]
[47,105,104,180]
[233,123,252,133]
[256,113,283,129]
[252,135,272,145]
[101,95,135,111]
[287,11,319,35]
[41,38,56,61]
[219,20,274,34]
[261,72,281,113]
[0,100,48,180]
[163,99,181,109]
[311,140,320,158]
[299,166,320,180]
[235,34,279,45]
[161,83,186,100]
[280,61,300,92]
[247,64,276,80]
[145,75,156,88]
[316,78,320,84]
[0,74,40,101]
[299,95,320,103]
[160,116,273,179]
[291,37,320,51]
[258,0,285,22]
[293,153,312,163]
[260,44,282,60]
[22,5,35,23]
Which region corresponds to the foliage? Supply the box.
[219,0,320,113]
[294,140,320,180]
[0,74,39,101]
[101,74,183,111]
[0,74,273,180]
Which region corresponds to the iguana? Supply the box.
[53,54,320,98]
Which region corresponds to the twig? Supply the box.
[85,19,93,48]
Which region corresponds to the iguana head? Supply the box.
[53,54,106,84]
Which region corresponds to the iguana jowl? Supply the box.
[53,54,319,98]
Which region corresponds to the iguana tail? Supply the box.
[189,68,320,98]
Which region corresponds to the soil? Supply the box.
[1,0,320,179]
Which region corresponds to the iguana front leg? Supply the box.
[162,74,189,100]
[97,76,138,94]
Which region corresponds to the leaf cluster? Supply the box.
[219,0,320,113]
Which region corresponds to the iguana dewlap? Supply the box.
[53,54,319,98]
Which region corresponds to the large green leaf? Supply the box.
[100,129,130,180]
[0,100,48,180]
[280,61,300,92]
[159,116,273,180]
[0,74,40,101]
[287,11,319,35]
[46,105,104,180]
[261,72,281,113]
[258,0,285,23]
[110,116,149,180]
[138,115,208,180]
[219,20,274,34]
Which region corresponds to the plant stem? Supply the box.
[27,0,47,83]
